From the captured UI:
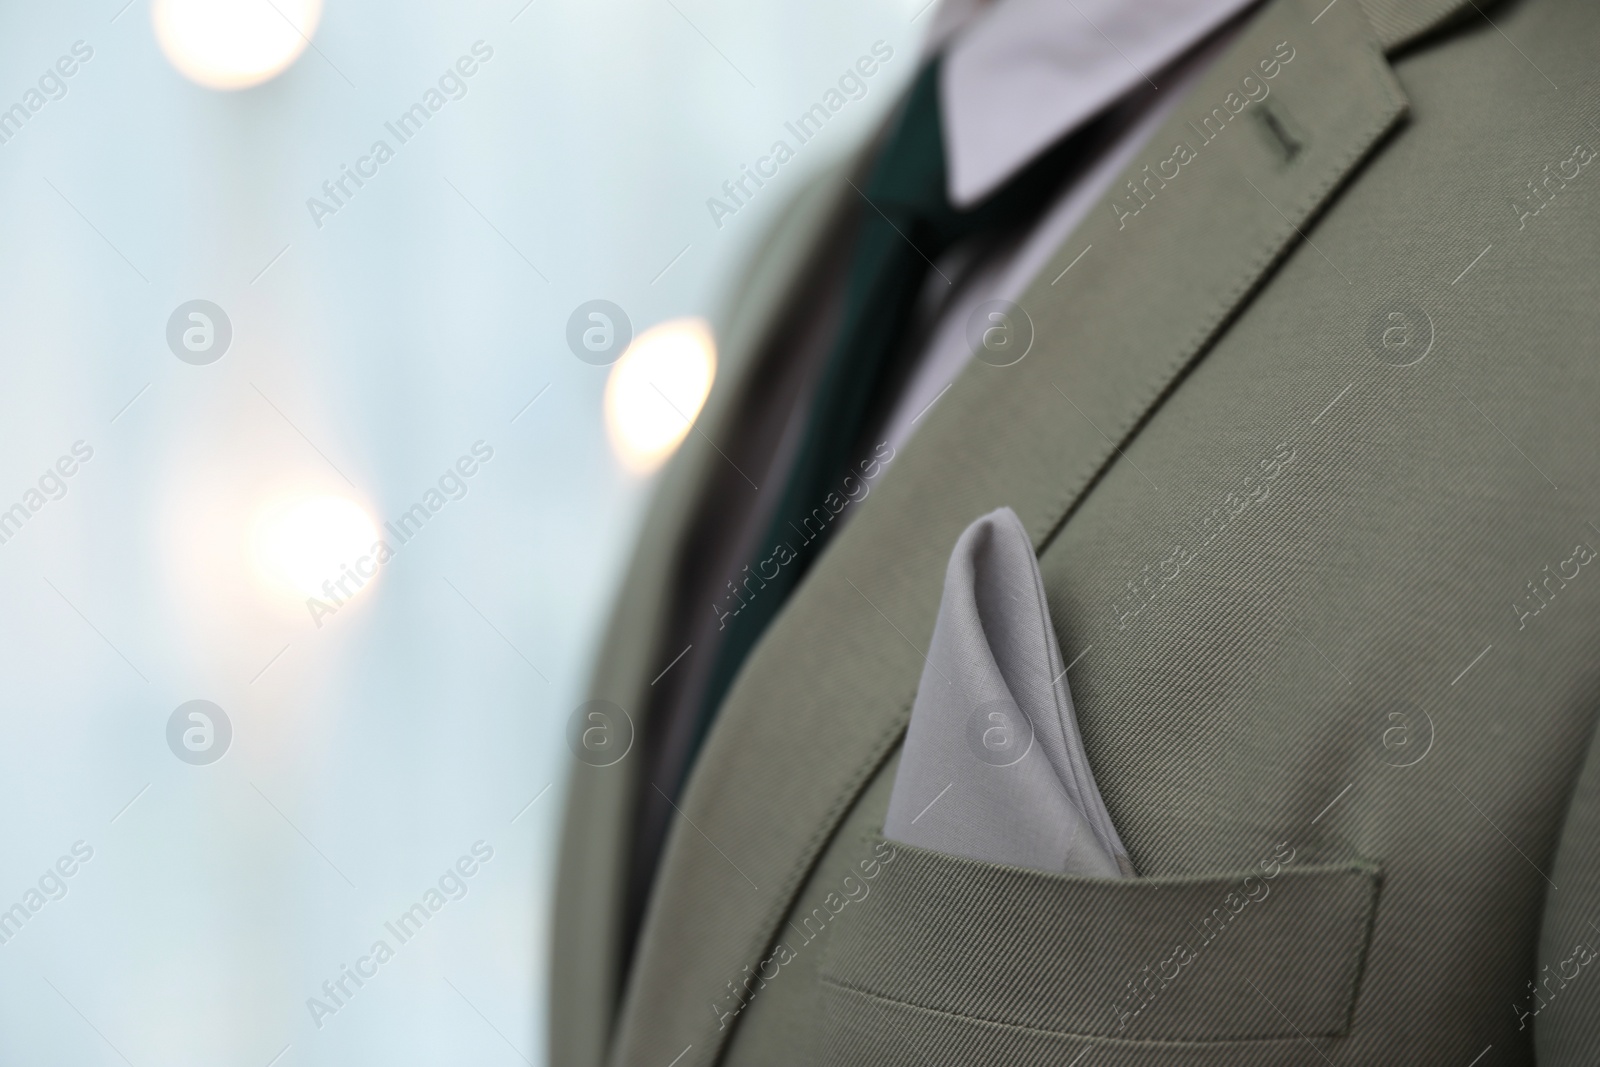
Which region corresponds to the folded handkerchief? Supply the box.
[883,507,1132,877]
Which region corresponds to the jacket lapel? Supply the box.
[610,0,1440,1063]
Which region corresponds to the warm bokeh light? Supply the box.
[252,494,380,601]
[153,0,323,90]
[604,316,717,474]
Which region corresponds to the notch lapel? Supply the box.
[610,0,1428,1063]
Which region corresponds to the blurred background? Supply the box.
[0,0,921,1063]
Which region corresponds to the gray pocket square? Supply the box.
[883,507,1132,877]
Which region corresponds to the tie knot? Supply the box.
[864,55,1099,256]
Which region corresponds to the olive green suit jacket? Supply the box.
[554,0,1600,1062]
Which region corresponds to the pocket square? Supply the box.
[883,507,1132,877]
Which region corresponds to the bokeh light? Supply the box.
[152,0,323,90]
[252,494,381,601]
[604,317,717,474]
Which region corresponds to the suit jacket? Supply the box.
[553,0,1600,1062]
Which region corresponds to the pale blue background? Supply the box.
[0,1,920,1063]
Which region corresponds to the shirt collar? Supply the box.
[936,0,1260,207]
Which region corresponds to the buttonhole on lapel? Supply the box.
[1255,101,1306,164]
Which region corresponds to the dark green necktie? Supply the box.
[680,56,1103,791]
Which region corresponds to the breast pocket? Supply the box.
[819,839,1381,1066]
